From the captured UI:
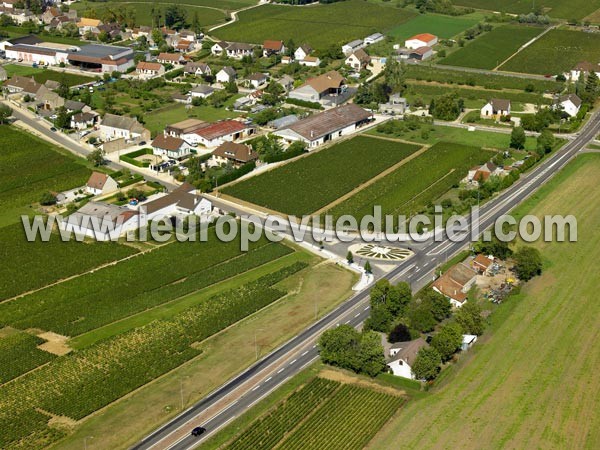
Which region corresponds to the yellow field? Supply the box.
[368,154,600,449]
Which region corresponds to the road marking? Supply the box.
[289,359,297,365]
[344,320,350,324]
[364,306,369,311]
[355,313,361,318]
[301,351,308,356]
[251,384,260,391]
[265,376,272,382]
[277,368,284,374]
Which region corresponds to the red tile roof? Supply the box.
[195,120,248,141]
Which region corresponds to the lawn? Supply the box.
[143,102,241,136]
[441,25,544,70]
[221,136,422,216]
[328,141,491,222]
[0,222,138,301]
[452,0,599,20]
[212,0,416,50]
[368,153,600,449]
[0,125,91,226]
[500,29,600,75]
[71,1,227,27]
[388,13,481,41]
[3,64,96,86]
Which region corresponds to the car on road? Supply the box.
[50,127,57,132]
[191,426,206,437]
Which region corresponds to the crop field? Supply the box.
[440,25,543,70]
[105,0,257,10]
[368,154,600,449]
[0,233,292,337]
[388,13,481,41]
[71,2,226,28]
[221,136,422,216]
[0,331,55,384]
[452,0,598,20]
[0,222,138,301]
[404,64,563,93]
[329,141,490,222]
[3,64,95,86]
[212,0,416,50]
[0,262,307,450]
[226,378,404,450]
[0,126,91,225]
[500,29,600,75]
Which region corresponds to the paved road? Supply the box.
[132,110,600,450]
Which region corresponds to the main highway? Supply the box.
[131,111,600,450]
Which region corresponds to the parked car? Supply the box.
[191,426,206,437]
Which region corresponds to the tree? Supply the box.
[420,289,451,322]
[536,129,555,155]
[454,301,485,335]
[364,304,394,332]
[364,260,372,274]
[430,93,462,121]
[346,251,354,264]
[388,321,413,343]
[165,4,188,29]
[513,246,543,281]
[383,58,406,94]
[412,347,441,380]
[87,149,105,167]
[54,107,70,130]
[39,191,57,206]
[224,81,238,94]
[358,331,387,377]
[0,104,12,124]
[407,300,437,333]
[474,234,513,259]
[431,323,463,361]
[510,126,526,149]
[318,325,361,372]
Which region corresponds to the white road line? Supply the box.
[251,384,260,392]
[277,368,284,374]
[301,351,308,356]
[289,359,297,365]
[364,306,369,310]
[344,320,350,324]
[355,313,361,318]
[265,376,272,382]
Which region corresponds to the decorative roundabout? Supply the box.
[348,243,414,262]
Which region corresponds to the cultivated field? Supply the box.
[500,29,600,75]
[0,125,91,226]
[226,377,404,450]
[388,13,480,41]
[105,0,257,10]
[328,141,490,222]
[441,25,543,70]
[212,0,416,50]
[452,0,598,20]
[221,136,421,216]
[0,223,138,301]
[368,154,600,449]
[3,64,95,86]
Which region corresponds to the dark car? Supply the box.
[50,127,57,132]
[139,141,146,146]
[191,426,206,437]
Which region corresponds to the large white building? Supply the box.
[404,33,438,49]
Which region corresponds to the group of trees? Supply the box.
[429,93,464,121]
[355,59,406,108]
[319,325,387,377]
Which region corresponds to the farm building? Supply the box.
[342,39,364,55]
[432,263,477,308]
[288,70,344,104]
[461,334,478,351]
[555,94,582,118]
[471,254,494,275]
[68,44,135,73]
[364,32,384,46]
[60,202,139,241]
[86,172,118,196]
[274,103,371,148]
[191,120,254,148]
[4,44,70,66]
[165,119,207,140]
[151,135,192,161]
[404,33,438,49]
[387,338,428,379]
[481,98,511,119]
[210,142,258,168]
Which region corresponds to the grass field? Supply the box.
[452,0,598,20]
[441,25,543,70]
[212,0,416,50]
[0,223,138,301]
[221,136,422,216]
[500,29,600,75]
[144,102,240,136]
[71,2,227,28]
[3,64,96,86]
[0,125,91,227]
[388,13,481,41]
[367,153,600,449]
[328,141,490,222]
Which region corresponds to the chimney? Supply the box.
[311,130,314,138]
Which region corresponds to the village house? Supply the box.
[262,40,286,57]
[190,85,215,99]
[86,171,119,196]
[99,113,150,142]
[342,39,364,55]
[294,44,312,61]
[211,41,229,56]
[215,66,236,84]
[432,263,478,308]
[274,103,371,148]
[60,201,139,241]
[404,33,438,49]
[77,17,102,35]
[299,55,320,67]
[184,62,211,77]
[191,119,253,148]
[140,183,212,222]
[464,162,513,185]
[70,111,98,130]
[36,86,65,111]
[281,56,292,64]
[225,42,253,59]
[481,98,511,119]
[387,338,428,379]
[288,70,344,104]
[131,26,152,41]
[156,52,185,65]
[245,72,268,89]
[569,61,600,82]
[179,29,198,42]
[136,61,165,78]
[345,48,370,71]
[471,254,494,275]
[151,134,192,161]
[4,75,41,95]
[210,141,258,168]
[379,93,407,115]
[175,39,194,53]
[555,93,582,118]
